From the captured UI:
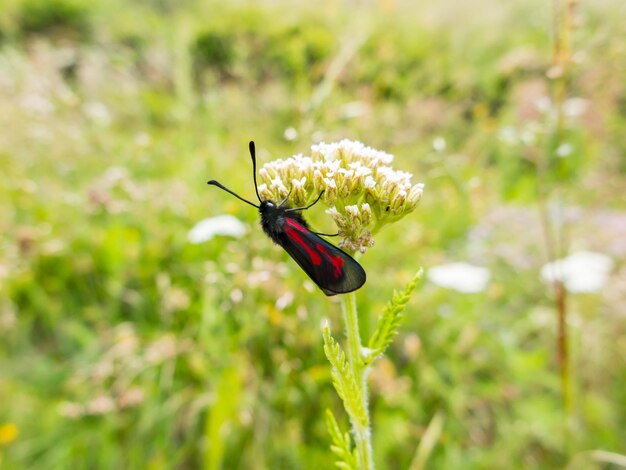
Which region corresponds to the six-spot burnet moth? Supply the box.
[207,141,366,296]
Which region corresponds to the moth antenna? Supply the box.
[207,179,259,209]
[249,141,263,204]
[278,186,293,208]
[285,191,324,212]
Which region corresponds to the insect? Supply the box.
[207,141,366,296]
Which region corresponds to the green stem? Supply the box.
[341,291,374,470]
[555,280,571,414]
[547,0,575,421]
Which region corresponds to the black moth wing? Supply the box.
[277,216,366,296]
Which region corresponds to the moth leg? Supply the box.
[286,191,325,212]
[312,231,339,237]
[278,186,293,207]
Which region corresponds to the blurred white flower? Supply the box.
[117,387,145,409]
[86,394,116,415]
[562,97,589,118]
[84,101,111,126]
[134,132,151,147]
[188,215,246,243]
[541,251,614,293]
[428,262,491,293]
[312,130,325,142]
[432,137,446,152]
[498,126,517,145]
[340,101,368,119]
[230,288,243,303]
[536,96,552,113]
[283,127,298,141]
[20,93,55,116]
[275,291,294,310]
[520,128,537,145]
[556,143,573,157]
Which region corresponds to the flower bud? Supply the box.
[407,183,425,206]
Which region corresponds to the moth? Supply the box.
[207,141,366,296]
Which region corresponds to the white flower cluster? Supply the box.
[541,251,614,293]
[428,262,491,293]
[257,139,424,254]
[327,203,374,253]
[187,215,247,244]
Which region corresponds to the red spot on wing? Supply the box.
[284,218,344,279]
[285,218,309,233]
[315,243,345,279]
[285,226,322,266]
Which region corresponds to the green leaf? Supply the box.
[325,409,358,470]
[323,325,368,428]
[408,410,445,470]
[367,269,423,363]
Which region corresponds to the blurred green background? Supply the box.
[0,0,624,468]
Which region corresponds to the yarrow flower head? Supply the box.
[257,139,424,254]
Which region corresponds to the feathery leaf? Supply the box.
[367,269,423,363]
[325,409,357,470]
[323,325,369,427]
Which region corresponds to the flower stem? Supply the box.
[555,279,571,413]
[341,291,374,470]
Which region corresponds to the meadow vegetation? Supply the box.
[0,0,624,468]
